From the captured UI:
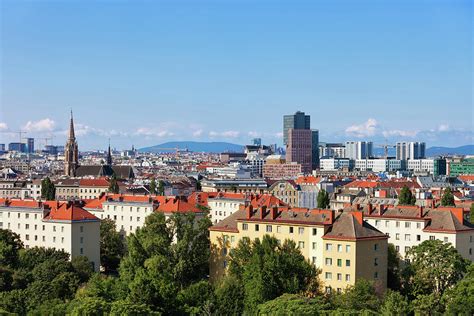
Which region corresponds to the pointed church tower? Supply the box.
[106,139,113,166]
[64,110,79,176]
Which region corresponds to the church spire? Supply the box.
[69,110,75,140]
[106,139,113,166]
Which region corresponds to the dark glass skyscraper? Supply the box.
[283,111,310,145]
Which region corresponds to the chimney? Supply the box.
[260,205,267,220]
[379,204,384,216]
[246,205,253,219]
[329,210,334,224]
[418,206,423,218]
[352,211,363,225]
[368,203,373,215]
[271,206,278,220]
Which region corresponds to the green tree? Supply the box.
[109,300,158,315]
[158,180,165,196]
[398,186,416,205]
[108,174,120,194]
[317,189,330,209]
[71,255,94,282]
[380,290,411,316]
[443,263,474,315]
[214,275,244,316]
[41,177,56,200]
[333,279,380,312]
[387,243,401,290]
[441,187,455,206]
[68,297,111,316]
[257,293,331,315]
[0,229,23,268]
[177,280,214,315]
[405,240,467,299]
[150,178,157,195]
[100,219,125,273]
[470,203,474,223]
[228,235,320,313]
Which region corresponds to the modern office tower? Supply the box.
[319,143,346,158]
[312,130,319,169]
[26,138,34,153]
[345,141,373,160]
[0,144,5,151]
[286,128,312,173]
[396,142,426,160]
[283,111,310,145]
[8,142,27,152]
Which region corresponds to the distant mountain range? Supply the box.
[140,141,473,156]
[139,141,244,153]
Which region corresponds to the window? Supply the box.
[346,245,351,253]
[53,237,56,242]
[337,244,342,252]
[53,226,56,232]
[42,236,45,242]
[80,237,84,244]
[242,223,248,230]
[337,288,342,294]
[396,246,400,252]
[405,234,411,241]
[298,241,304,249]
[325,287,332,294]
[374,272,378,279]
[80,248,83,255]
[222,248,228,256]
[444,237,448,243]
[405,246,410,253]
[298,227,304,235]
[429,236,435,241]
[385,221,389,227]
[374,244,378,251]
[325,258,332,266]
[337,273,342,281]
[61,237,64,243]
[312,228,317,236]
[374,258,378,266]
[80,226,84,233]
[405,222,411,228]
[312,242,317,250]
[255,224,259,231]
[345,260,350,267]
[34,225,37,230]
[137,217,141,222]
[25,234,29,240]
[396,221,400,228]
[337,259,342,267]
[325,272,332,280]
[25,224,29,230]
[223,260,227,268]
[375,220,380,227]
[417,222,421,229]
[326,243,332,251]
[277,226,281,233]
[345,274,351,282]
[289,227,294,234]
[266,225,272,233]
[417,235,421,241]
[25,213,29,219]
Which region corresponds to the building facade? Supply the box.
[345,141,373,160]
[283,111,310,145]
[396,142,426,160]
[286,128,313,174]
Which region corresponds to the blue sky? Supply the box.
[0,0,472,150]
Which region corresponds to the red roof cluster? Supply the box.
[79,178,110,187]
[45,202,98,221]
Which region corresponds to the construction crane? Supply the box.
[376,142,396,159]
[0,130,27,143]
[38,137,52,149]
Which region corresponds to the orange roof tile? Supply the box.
[157,198,201,213]
[79,178,110,187]
[45,202,98,221]
[295,176,321,185]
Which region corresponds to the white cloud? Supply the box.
[192,129,203,137]
[248,131,260,138]
[438,124,450,132]
[135,127,174,138]
[23,118,55,132]
[345,118,378,137]
[0,122,7,131]
[221,130,240,138]
[382,129,418,138]
[274,132,283,139]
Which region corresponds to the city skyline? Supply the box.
[1,1,473,149]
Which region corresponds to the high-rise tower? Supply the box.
[64,111,79,176]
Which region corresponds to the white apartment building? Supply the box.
[360,204,474,260]
[345,141,373,160]
[355,159,403,172]
[396,142,426,160]
[407,159,435,174]
[26,180,42,200]
[320,158,352,171]
[208,193,246,224]
[79,179,110,200]
[0,199,100,271]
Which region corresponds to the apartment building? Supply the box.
[358,204,474,260]
[55,179,80,200]
[0,199,100,271]
[79,178,110,200]
[208,192,246,224]
[200,179,269,194]
[209,206,388,293]
[269,180,300,207]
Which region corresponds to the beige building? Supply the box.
[209,205,388,293]
[269,180,300,207]
[55,179,80,200]
[79,178,110,200]
[0,199,100,271]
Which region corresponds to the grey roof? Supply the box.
[75,165,134,179]
[324,213,387,240]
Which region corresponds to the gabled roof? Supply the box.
[295,176,321,185]
[249,194,287,208]
[423,209,474,233]
[44,202,98,222]
[79,178,110,187]
[157,198,201,213]
[323,212,387,241]
[0,198,43,209]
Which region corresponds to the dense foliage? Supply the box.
[398,186,416,205]
[441,187,456,206]
[1,212,472,315]
[108,174,120,194]
[317,189,330,209]
[40,177,55,200]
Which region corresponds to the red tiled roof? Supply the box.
[344,180,378,189]
[458,175,474,182]
[157,198,201,213]
[45,202,98,221]
[4,199,43,208]
[79,178,110,187]
[295,176,321,185]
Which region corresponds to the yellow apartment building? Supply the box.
[209,205,388,293]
